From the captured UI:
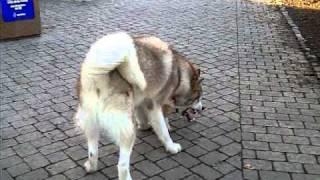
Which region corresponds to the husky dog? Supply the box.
[75,32,203,180]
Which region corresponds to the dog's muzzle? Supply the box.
[179,100,206,121]
[192,101,205,112]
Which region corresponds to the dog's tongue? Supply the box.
[183,108,197,121]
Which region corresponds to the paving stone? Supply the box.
[267,127,293,135]
[192,137,219,151]
[145,149,168,162]
[160,166,192,180]
[0,155,23,169]
[219,170,242,180]
[199,151,228,166]
[1,127,19,139]
[243,149,256,159]
[300,145,320,155]
[219,142,241,156]
[63,167,87,180]
[135,160,162,176]
[46,151,69,163]
[176,128,200,140]
[213,162,236,175]
[47,174,67,180]
[46,159,77,175]
[0,170,14,180]
[242,132,255,141]
[64,146,87,161]
[273,162,304,173]
[16,168,49,180]
[7,163,31,177]
[187,123,207,132]
[283,136,310,145]
[256,134,282,143]
[142,135,162,148]
[0,148,16,159]
[259,171,291,180]
[185,146,208,157]
[134,143,154,154]
[191,164,222,180]
[16,131,43,143]
[31,137,52,148]
[34,121,56,133]
[156,158,179,171]
[287,153,317,164]
[212,135,234,146]
[24,153,50,169]
[149,176,164,180]
[257,151,286,161]
[279,121,304,128]
[101,165,118,179]
[292,173,320,180]
[39,141,68,155]
[171,152,200,168]
[304,164,320,175]
[131,170,147,180]
[243,141,269,151]
[294,129,320,138]
[270,143,299,153]
[226,155,242,169]
[184,174,204,180]
[200,127,225,138]
[100,154,118,167]
[13,143,38,157]
[79,172,107,180]
[243,170,259,180]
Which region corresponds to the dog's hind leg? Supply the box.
[148,105,181,154]
[117,96,135,180]
[118,131,135,180]
[84,127,100,173]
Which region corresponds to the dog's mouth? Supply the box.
[181,107,205,121]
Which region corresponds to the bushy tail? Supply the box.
[81,32,146,90]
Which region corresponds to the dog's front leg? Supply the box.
[84,128,100,172]
[149,105,181,154]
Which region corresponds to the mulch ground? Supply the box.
[284,0,320,58]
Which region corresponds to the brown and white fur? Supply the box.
[74,32,203,180]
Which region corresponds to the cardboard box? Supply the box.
[0,0,41,40]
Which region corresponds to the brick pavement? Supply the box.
[0,0,319,179]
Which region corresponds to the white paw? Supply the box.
[165,142,182,154]
[84,160,97,173]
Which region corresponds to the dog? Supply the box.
[74,32,204,180]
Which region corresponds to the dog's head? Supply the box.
[171,51,204,113]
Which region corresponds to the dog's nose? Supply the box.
[201,106,206,111]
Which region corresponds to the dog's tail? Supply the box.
[81,32,146,91]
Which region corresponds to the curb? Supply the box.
[280,6,320,80]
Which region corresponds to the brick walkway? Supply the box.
[0,0,319,180]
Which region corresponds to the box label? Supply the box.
[1,0,35,22]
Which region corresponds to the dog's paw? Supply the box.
[165,142,182,154]
[84,160,97,173]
